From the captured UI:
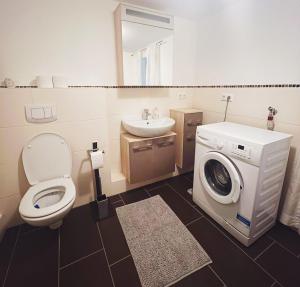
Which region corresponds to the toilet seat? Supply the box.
[19,177,76,218]
[22,133,72,185]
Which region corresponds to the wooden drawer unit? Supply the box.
[121,132,176,184]
[170,108,203,170]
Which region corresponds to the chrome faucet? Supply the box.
[142,109,151,120]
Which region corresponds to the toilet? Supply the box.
[19,133,76,229]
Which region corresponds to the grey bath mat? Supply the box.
[116,195,212,287]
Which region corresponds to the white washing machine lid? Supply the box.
[199,151,242,204]
[22,133,72,185]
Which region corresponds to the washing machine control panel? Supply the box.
[231,143,251,159]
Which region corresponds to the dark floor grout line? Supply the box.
[184,175,193,183]
[118,193,127,206]
[59,249,103,270]
[109,254,132,268]
[185,216,203,227]
[207,265,227,287]
[201,217,283,287]
[57,227,61,287]
[115,194,122,200]
[254,241,276,261]
[165,182,202,216]
[111,199,123,205]
[143,187,152,198]
[96,223,116,287]
[2,225,21,287]
[267,235,300,258]
[144,181,167,192]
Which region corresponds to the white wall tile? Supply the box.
[31,88,107,123]
[0,89,32,127]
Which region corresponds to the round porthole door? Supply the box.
[199,151,242,204]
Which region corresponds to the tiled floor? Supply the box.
[1,174,300,287]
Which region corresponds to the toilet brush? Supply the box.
[90,142,108,220]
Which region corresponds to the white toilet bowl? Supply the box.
[19,133,76,229]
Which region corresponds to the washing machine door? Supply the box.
[199,151,242,204]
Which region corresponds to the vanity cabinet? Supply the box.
[170,108,203,170]
[121,132,176,184]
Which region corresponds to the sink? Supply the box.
[122,116,175,138]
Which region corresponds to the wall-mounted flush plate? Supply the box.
[25,104,57,123]
[221,93,234,102]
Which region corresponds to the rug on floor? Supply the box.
[116,195,212,287]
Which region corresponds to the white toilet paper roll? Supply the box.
[36,76,53,88]
[53,76,68,88]
[90,150,104,169]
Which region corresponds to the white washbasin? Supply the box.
[122,116,175,138]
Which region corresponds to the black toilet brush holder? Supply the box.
[90,142,108,220]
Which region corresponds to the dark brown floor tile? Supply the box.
[256,243,300,287]
[120,188,150,204]
[267,222,300,256]
[235,233,274,259]
[188,218,273,287]
[167,175,194,205]
[184,172,194,182]
[5,228,58,287]
[109,194,122,203]
[149,185,201,224]
[172,266,223,287]
[111,256,141,287]
[109,200,124,217]
[60,250,113,287]
[19,223,43,235]
[0,226,19,286]
[204,214,274,259]
[143,179,167,191]
[60,204,102,267]
[98,215,130,264]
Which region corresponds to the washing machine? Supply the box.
[193,122,292,246]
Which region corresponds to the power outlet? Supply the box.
[221,93,234,102]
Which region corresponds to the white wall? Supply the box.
[0,0,199,86]
[195,0,300,84]
[173,17,199,85]
[0,0,118,86]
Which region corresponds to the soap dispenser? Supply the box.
[267,106,278,131]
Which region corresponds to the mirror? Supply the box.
[115,4,174,86]
[122,21,173,86]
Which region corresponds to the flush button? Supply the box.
[31,108,44,119]
[44,107,52,118]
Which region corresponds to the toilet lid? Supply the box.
[22,133,72,185]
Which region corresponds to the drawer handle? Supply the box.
[132,144,152,152]
[157,141,174,147]
[187,120,201,127]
